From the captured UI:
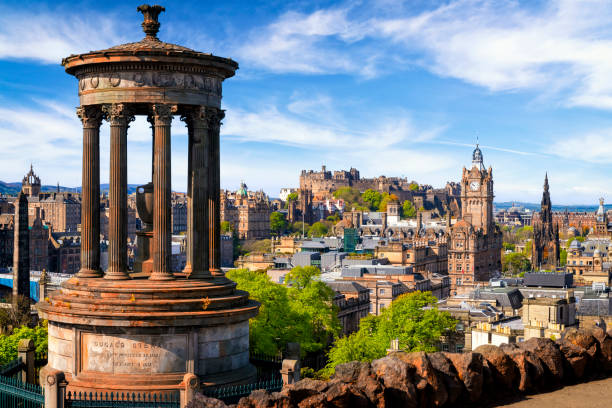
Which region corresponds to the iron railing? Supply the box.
[0,375,44,408]
[65,390,180,408]
[0,357,24,378]
[202,376,283,405]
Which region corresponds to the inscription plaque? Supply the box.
[82,333,187,374]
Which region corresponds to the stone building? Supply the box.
[327,281,370,336]
[0,214,14,270]
[448,145,502,294]
[48,232,80,274]
[566,238,612,285]
[374,238,448,277]
[589,198,612,239]
[21,164,41,197]
[522,291,577,340]
[29,208,49,271]
[221,182,271,240]
[532,174,560,270]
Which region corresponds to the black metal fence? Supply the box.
[65,390,180,408]
[0,359,44,408]
[202,376,283,405]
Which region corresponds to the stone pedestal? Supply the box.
[38,276,258,395]
[134,230,154,275]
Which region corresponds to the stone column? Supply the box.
[76,106,104,278]
[150,104,176,281]
[18,338,35,384]
[104,103,134,280]
[183,107,210,279]
[207,108,225,275]
[40,366,66,408]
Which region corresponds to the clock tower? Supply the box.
[448,144,502,294]
[460,144,494,233]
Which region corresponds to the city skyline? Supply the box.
[1,1,612,204]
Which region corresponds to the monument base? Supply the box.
[37,275,259,395]
[133,230,154,275]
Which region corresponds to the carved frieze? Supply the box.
[78,72,222,95]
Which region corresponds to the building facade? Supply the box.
[221,182,271,240]
[448,145,502,294]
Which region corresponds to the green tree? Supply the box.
[560,249,568,266]
[378,193,399,212]
[326,214,340,223]
[0,323,48,366]
[286,192,298,202]
[226,267,340,356]
[221,221,233,234]
[402,200,417,219]
[332,187,361,207]
[502,252,531,275]
[324,291,455,375]
[308,221,329,237]
[418,205,426,212]
[502,242,516,251]
[270,212,288,236]
[408,182,419,191]
[362,189,383,211]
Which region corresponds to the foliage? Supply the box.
[332,187,362,208]
[226,267,340,356]
[566,236,585,248]
[286,192,299,202]
[522,240,533,257]
[308,221,329,237]
[0,322,48,366]
[221,221,233,234]
[402,200,417,219]
[362,189,383,211]
[326,214,340,223]
[560,249,568,266]
[408,182,419,191]
[418,205,426,212]
[503,225,534,245]
[502,252,531,275]
[270,212,288,236]
[378,193,399,212]
[240,239,272,255]
[502,242,516,251]
[324,291,456,375]
[0,295,34,331]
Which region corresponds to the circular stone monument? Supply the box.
[37,5,259,395]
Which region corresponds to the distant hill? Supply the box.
[0,181,141,196]
[495,201,608,213]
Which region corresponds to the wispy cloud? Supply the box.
[236,0,612,110]
[551,129,612,164]
[0,7,128,64]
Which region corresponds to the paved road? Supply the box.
[496,377,612,408]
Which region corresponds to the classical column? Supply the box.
[183,107,210,278]
[207,108,225,275]
[76,106,104,278]
[150,104,176,281]
[103,103,134,280]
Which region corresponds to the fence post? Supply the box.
[40,366,66,408]
[180,373,199,408]
[17,338,35,384]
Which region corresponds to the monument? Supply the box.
[37,5,259,396]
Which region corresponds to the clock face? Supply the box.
[469,181,480,191]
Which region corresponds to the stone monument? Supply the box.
[13,192,30,302]
[37,5,259,396]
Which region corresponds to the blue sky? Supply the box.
[1,0,611,204]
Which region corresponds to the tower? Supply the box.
[594,197,608,236]
[21,164,41,197]
[532,174,560,270]
[13,192,30,301]
[460,145,494,233]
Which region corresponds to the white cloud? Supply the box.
[0,7,127,64]
[237,0,612,110]
[551,130,612,164]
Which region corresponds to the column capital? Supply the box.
[76,105,104,129]
[206,107,225,128]
[181,106,209,130]
[151,104,177,126]
[103,103,135,127]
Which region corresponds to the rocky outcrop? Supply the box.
[190,326,612,408]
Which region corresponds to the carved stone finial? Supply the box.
[137,4,165,39]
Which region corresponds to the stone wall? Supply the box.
[189,325,612,407]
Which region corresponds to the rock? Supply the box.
[518,337,564,383]
[325,380,371,408]
[589,326,612,373]
[500,343,545,392]
[562,328,600,361]
[474,345,519,391]
[297,393,328,408]
[283,378,329,405]
[558,339,590,380]
[334,362,371,384]
[428,352,464,404]
[444,352,484,403]
[187,393,229,408]
[371,355,418,408]
[236,390,291,408]
[390,351,447,407]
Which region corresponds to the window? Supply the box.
[379,289,385,295]
[456,278,462,286]
[441,344,450,352]
[455,345,464,353]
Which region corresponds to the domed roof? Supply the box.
[471,144,484,170]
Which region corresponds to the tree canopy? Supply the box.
[502,252,531,275]
[402,200,417,218]
[362,189,383,211]
[226,267,340,356]
[0,323,48,366]
[408,182,419,191]
[324,291,455,375]
[270,212,288,235]
[308,221,329,237]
